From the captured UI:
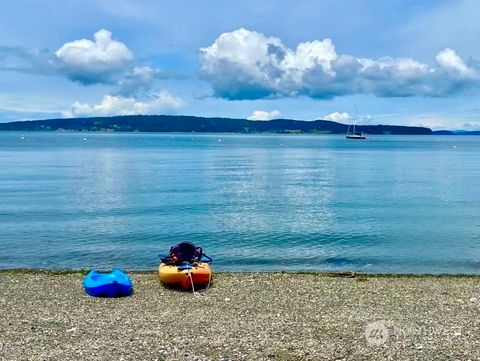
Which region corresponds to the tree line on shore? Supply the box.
[0,115,436,134]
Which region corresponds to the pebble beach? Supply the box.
[1,271,480,360]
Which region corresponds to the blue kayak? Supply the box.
[83,269,133,297]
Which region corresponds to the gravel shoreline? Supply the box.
[1,271,480,360]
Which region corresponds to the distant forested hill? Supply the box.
[0,115,433,135]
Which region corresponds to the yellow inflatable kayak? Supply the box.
[159,242,213,290]
[158,262,212,290]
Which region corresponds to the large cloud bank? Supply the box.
[200,28,479,100]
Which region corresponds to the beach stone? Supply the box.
[1,271,480,360]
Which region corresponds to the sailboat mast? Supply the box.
[354,104,358,133]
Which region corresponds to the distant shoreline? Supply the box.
[0,114,438,135]
[0,115,476,135]
[1,129,478,135]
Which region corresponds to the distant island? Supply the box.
[0,115,438,135]
[0,115,477,135]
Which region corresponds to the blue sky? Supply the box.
[1,0,480,129]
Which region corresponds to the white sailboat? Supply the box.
[345,123,365,139]
[346,106,366,139]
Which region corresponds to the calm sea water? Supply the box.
[1,132,479,273]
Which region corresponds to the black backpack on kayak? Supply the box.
[161,241,211,265]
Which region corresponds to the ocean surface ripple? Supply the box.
[1,132,479,273]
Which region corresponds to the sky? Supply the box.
[1,0,480,130]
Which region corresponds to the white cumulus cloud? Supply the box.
[322,112,350,122]
[55,29,133,84]
[200,28,479,100]
[63,92,184,117]
[435,48,473,76]
[247,110,281,121]
[0,30,178,96]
